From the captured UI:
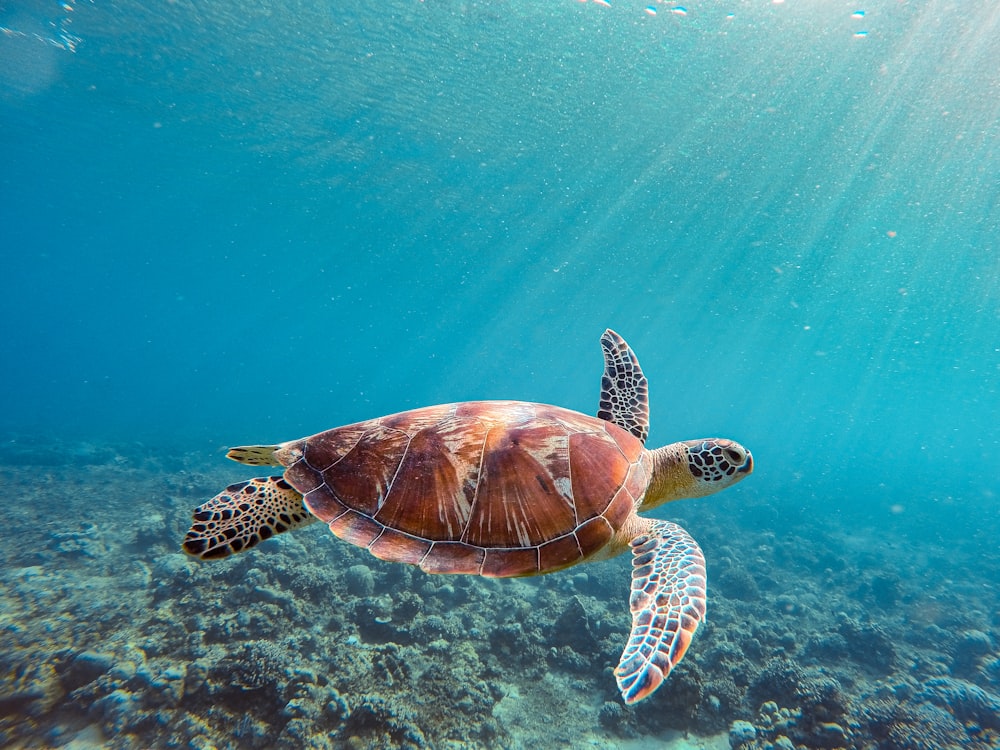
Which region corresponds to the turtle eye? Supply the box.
[723,447,744,465]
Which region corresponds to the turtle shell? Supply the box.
[278,401,651,577]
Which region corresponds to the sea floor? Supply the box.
[1,437,998,749]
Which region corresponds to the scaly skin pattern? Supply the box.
[643,438,753,509]
[614,517,707,704]
[597,329,650,443]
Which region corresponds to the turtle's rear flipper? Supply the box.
[227,445,282,466]
[183,477,317,560]
[615,520,706,704]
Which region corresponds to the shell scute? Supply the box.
[420,541,485,575]
[538,533,584,572]
[368,528,432,566]
[568,431,632,521]
[623,450,653,499]
[605,420,646,461]
[322,425,410,515]
[463,423,575,549]
[373,415,486,540]
[554,408,608,435]
[454,400,535,425]
[575,515,615,553]
[482,547,539,578]
[285,459,323,494]
[379,403,456,434]
[301,424,368,471]
[603,485,639,532]
[327,508,381,548]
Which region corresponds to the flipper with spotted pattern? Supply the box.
[183,476,317,559]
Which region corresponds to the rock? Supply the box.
[551,595,598,653]
[918,677,1000,730]
[804,632,849,661]
[598,701,637,738]
[859,696,970,749]
[254,584,292,606]
[837,615,897,672]
[345,565,375,597]
[62,650,115,691]
[343,695,426,749]
[1,660,64,718]
[980,656,1000,686]
[952,629,993,673]
[93,689,138,734]
[868,573,902,607]
[717,566,760,601]
[728,719,756,747]
[815,721,848,747]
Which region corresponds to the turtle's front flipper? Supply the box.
[615,519,706,704]
[182,477,317,560]
[597,329,650,444]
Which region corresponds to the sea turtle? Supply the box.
[182,329,753,703]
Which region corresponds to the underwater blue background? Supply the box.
[0,0,998,747]
[3,0,998,497]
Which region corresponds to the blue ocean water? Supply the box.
[4,0,997,514]
[1,1,998,748]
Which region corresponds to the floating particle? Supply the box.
[645,6,657,14]
[854,30,868,37]
[851,10,865,18]
[886,230,897,238]
[726,13,735,20]
[672,6,687,15]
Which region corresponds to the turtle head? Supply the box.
[643,438,753,509]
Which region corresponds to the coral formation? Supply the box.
[0,440,997,749]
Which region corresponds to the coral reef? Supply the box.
[0,439,998,749]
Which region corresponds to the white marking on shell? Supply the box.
[554,476,573,500]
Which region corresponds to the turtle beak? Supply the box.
[739,451,754,475]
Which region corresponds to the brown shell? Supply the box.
[280,401,651,577]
